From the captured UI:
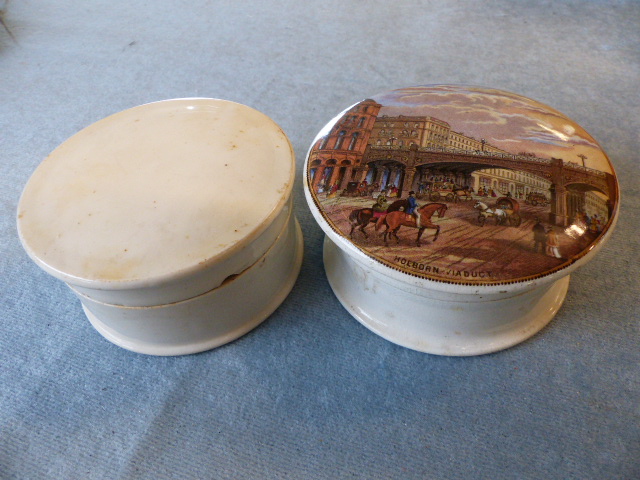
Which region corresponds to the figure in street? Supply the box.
[546,227,562,259]
[532,217,546,253]
[406,190,420,227]
[373,189,389,213]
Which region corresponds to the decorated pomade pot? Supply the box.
[18,99,303,356]
[304,85,619,356]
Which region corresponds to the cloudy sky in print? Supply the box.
[373,85,613,173]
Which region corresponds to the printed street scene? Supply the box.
[307,86,617,284]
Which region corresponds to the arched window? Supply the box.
[358,117,365,127]
[334,131,346,150]
[348,132,359,150]
[319,136,329,149]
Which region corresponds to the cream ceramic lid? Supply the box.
[304,85,619,286]
[18,99,294,286]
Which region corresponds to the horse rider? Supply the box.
[373,189,389,213]
[406,190,420,227]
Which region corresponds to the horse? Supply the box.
[386,199,409,212]
[474,201,508,226]
[348,208,375,238]
[348,199,409,238]
[453,187,473,202]
[376,203,447,246]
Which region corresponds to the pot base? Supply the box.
[323,236,569,356]
[78,219,303,356]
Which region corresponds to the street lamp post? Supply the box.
[577,154,587,167]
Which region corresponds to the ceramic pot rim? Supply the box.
[70,209,299,309]
[17,98,296,292]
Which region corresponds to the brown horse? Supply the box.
[348,199,408,238]
[376,202,447,246]
[453,187,473,202]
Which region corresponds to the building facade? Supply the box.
[471,168,551,199]
[308,99,381,193]
[307,105,615,226]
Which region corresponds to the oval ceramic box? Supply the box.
[18,98,303,356]
[304,85,619,356]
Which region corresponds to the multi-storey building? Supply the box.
[471,168,551,199]
[308,99,381,193]
[583,191,609,224]
[370,115,452,149]
[308,106,613,227]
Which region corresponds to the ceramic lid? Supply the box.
[304,85,619,286]
[18,99,294,289]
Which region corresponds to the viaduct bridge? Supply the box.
[312,143,616,226]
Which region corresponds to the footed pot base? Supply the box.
[77,219,303,356]
[323,236,569,356]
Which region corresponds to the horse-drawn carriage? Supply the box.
[475,196,522,227]
[341,181,378,197]
[525,192,548,207]
[428,182,473,202]
[341,182,361,197]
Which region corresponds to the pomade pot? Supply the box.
[303,85,619,356]
[17,99,303,356]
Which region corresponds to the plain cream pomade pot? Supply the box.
[17,99,303,355]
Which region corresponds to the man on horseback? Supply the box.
[406,191,420,227]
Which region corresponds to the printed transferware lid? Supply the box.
[304,85,619,286]
[18,99,294,286]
